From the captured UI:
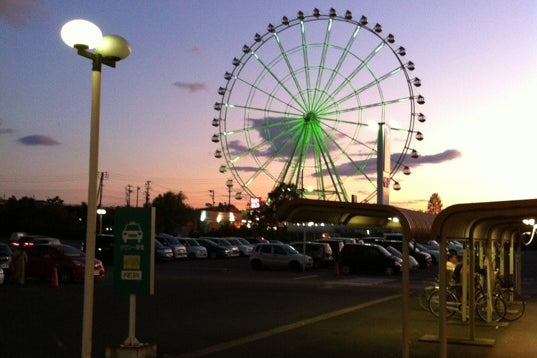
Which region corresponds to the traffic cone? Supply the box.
[50,267,59,288]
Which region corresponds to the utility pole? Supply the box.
[125,184,133,207]
[136,186,141,208]
[144,180,151,207]
[97,171,108,208]
[209,190,215,207]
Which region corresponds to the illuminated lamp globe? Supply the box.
[61,19,102,49]
[96,35,131,61]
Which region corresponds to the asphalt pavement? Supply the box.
[2,247,537,357]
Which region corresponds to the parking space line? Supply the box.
[173,294,401,358]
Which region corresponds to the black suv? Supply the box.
[339,243,402,275]
[81,234,114,264]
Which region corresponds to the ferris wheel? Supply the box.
[211,8,425,204]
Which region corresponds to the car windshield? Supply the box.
[0,245,12,255]
[376,245,392,257]
[284,245,299,254]
[57,245,85,257]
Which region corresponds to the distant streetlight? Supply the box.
[61,19,130,358]
[97,208,107,234]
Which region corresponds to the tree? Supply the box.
[151,191,195,234]
[261,182,301,225]
[426,193,443,215]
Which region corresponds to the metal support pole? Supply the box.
[81,66,101,358]
[123,294,140,346]
[376,123,390,205]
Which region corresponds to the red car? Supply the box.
[25,244,105,283]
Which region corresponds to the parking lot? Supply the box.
[1,244,537,357]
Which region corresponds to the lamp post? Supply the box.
[61,19,130,358]
[97,208,107,234]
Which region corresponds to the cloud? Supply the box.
[0,0,43,27]
[173,81,207,93]
[188,47,202,56]
[18,135,60,146]
[411,149,462,165]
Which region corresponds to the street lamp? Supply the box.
[97,208,107,234]
[61,19,130,358]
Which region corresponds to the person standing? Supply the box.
[12,244,28,285]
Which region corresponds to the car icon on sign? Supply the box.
[122,222,143,244]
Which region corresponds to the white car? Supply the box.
[177,238,208,259]
[225,237,253,256]
[249,243,313,272]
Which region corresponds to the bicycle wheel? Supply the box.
[502,289,525,321]
[428,290,458,319]
[418,280,438,311]
[476,294,506,322]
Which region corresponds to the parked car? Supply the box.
[377,240,432,269]
[12,235,62,248]
[202,237,240,257]
[414,241,440,264]
[155,240,174,262]
[81,234,115,264]
[0,242,13,273]
[339,243,402,275]
[176,238,208,259]
[245,237,268,245]
[290,241,333,268]
[25,244,105,283]
[225,237,253,256]
[196,238,233,259]
[155,234,188,259]
[249,243,313,272]
[385,245,419,271]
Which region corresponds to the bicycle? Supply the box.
[418,277,439,311]
[494,273,525,321]
[428,274,506,322]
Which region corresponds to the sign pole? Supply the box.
[123,294,140,346]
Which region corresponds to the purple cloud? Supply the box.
[188,47,202,56]
[173,81,207,93]
[0,0,43,27]
[18,135,60,146]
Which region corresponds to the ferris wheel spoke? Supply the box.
[271,32,309,109]
[310,17,334,108]
[311,130,348,201]
[322,96,411,119]
[298,20,313,110]
[236,76,305,114]
[316,39,388,110]
[315,24,362,109]
[318,118,374,151]
[324,66,405,112]
[240,125,305,189]
[247,49,307,112]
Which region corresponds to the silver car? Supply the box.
[176,238,208,259]
[156,234,187,259]
[250,243,313,272]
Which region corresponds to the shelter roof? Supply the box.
[431,199,537,243]
[276,198,435,242]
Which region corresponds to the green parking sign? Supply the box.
[113,207,155,295]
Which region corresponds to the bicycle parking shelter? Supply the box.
[276,198,536,358]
